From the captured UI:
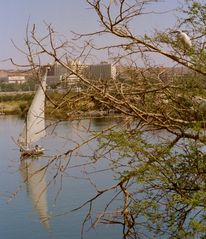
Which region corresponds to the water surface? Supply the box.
[0,116,121,239]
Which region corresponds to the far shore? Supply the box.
[0,91,121,120]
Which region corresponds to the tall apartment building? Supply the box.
[86,62,116,80]
[47,61,86,87]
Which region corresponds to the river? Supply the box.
[0,115,121,239]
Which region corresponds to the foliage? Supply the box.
[0,78,36,92]
[11,0,206,238]
[0,93,33,102]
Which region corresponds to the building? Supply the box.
[8,76,26,84]
[0,70,8,78]
[47,62,68,77]
[46,63,67,86]
[0,70,29,84]
[86,62,116,80]
[47,61,86,87]
[62,61,86,84]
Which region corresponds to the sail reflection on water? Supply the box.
[19,159,50,228]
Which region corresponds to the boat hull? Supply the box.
[20,147,44,158]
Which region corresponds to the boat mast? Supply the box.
[25,114,28,147]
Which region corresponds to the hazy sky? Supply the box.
[0,0,180,69]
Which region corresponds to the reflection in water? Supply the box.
[0,116,121,239]
[19,158,50,229]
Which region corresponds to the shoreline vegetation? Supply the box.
[2,89,206,125]
[0,91,121,120]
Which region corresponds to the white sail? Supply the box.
[18,70,47,147]
[19,159,50,228]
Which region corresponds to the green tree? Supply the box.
[12,0,206,238]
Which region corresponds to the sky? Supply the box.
[0,0,180,69]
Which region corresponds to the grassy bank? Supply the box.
[0,92,33,116]
[0,91,116,119]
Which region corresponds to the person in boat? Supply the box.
[20,145,30,152]
[35,145,40,151]
[34,144,44,153]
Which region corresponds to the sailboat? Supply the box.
[18,68,47,157]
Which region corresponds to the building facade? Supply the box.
[86,62,116,80]
[8,76,26,84]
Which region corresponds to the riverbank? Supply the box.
[0,91,120,119]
